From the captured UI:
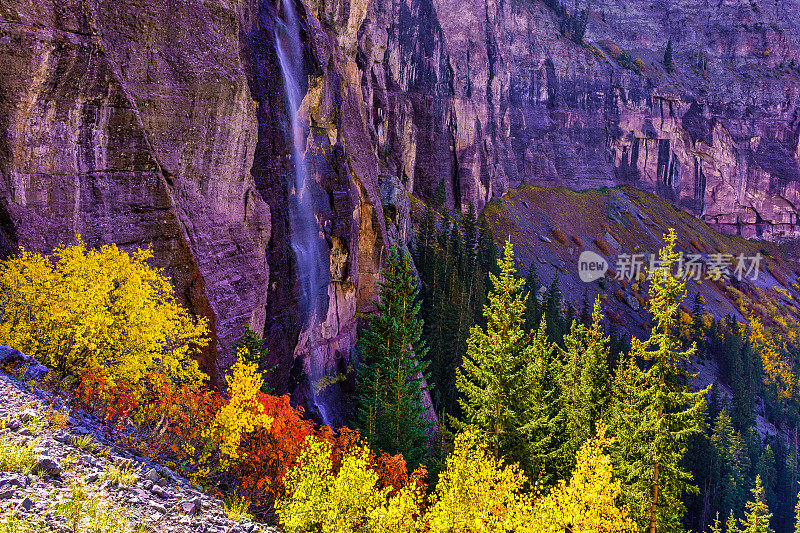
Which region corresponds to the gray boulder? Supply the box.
[0,346,48,381]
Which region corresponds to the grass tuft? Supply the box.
[101,463,138,486]
[72,434,95,451]
[0,510,45,533]
[23,410,46,435]
[0,437,37,474]
[57,481,141,533]
[224,492,253,523]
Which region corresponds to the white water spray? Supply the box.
[275,0,327,323]
[275,0,331,426]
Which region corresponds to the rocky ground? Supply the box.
[0,370,277,533]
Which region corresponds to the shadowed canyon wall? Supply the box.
[2,0,800,419]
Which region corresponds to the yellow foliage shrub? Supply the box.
[749,316,796,399]
[526,423,635,532]
[211,349,273,461]
[368,484,425,533]
[426,430,529,533]
[276,436,401,533]
[0,240,208,391]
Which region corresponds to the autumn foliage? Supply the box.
[748,316,796,400]
[0,242,408,516]
[0,240,208,390]
[9,233,792,530]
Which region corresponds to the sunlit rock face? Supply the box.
[2,0,799,417]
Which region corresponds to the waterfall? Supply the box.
[275,0,327,324]
[275,0,331,426]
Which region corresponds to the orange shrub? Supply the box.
[372,452,427,497]
[599,39,622,59]
[594,237,611,255]
[551,227,570,246]
[635,292,646,308]
[71,349,416,518]
[235,394,317,509]
[77,367,140,422]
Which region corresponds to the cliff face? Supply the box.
[0,0,269,383]
[2,0,800,419]
[340,0,800,238]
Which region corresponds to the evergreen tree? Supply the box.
[521,320,569,484]
[544,277,566,347]
[579,291,592,326]
[415,204,437,284]
[456,239,533,470]
[232,327,273,393]
[609,229,708,532]
[682,398,715,532]
[788,444,799,532]
[609,321,630,372]
[756,445,778,521]
[560,297,611,461]
[460,206,478,281]
[712,406,749,522]
[708,383,723,422]
[691,292,706,356]
[416,206,491,421]
[729,510,742,533]
[773,439,796,532]
[476,218,499,328]
[434,178,447,207]
[709,512,722,533]
[664,38,675,72]
[355,248,432,468]
[740,476,774,533]
[795,481,800,533]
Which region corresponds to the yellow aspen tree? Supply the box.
[527,422,635,533]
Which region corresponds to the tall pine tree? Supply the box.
[456,239,532,465]
[524,265,543,333]
[355,248,432,468]
[711,406,749,523]
[560,297,612,462]
[739,475,774,533]
[521,320,568,484]
[664,38,675,72]
[610,229,709,532]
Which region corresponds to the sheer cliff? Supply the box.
[2,0,799,420]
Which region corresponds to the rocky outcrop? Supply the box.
[336,0,800,239]
[0,346,48,381]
